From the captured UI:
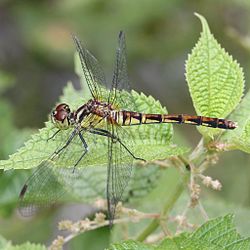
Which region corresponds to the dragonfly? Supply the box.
[19,31,237,226]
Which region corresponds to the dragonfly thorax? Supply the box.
[51,103,76,130]
[75,99,114,124]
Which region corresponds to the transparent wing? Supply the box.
[18,128,97,216]
[73,35,107,100]
[106,123,135,225]
[19,160,78,216]
[109,31,137,111]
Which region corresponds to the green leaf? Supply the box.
[190,214,243,248]
[9,242,46,250]
[228,90,250,132]
[157,233,219,250]
[177,214,250,249]
[186,13,244,136]
[107,240,154,250]
[181,196,250,238]
[221,90,250,152]
[0,235,46,250]
[108,215,250,250]
[229,120,250,153]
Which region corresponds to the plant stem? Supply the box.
[136,171,189,242]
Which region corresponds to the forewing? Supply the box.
[109,31,137,110]
[73,35,107,100]
[106,124,134,225]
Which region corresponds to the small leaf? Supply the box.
[221,89,250,152]
[186,13,244,136]
[108,214,250,250]
[229,120,250,153]
[228,90,250,131]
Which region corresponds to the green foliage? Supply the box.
[108,215,250,250]
[231,120,250,153]
[0,170,30,216]
[0,10,249,250]
[186,13,244,137]
[222,90,250,152]
[107,240,154,250]
[188,214,249,249]
[228,90,250,133]
[0,235,46,250]
[9,242,46,250]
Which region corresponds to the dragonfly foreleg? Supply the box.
[89,128,146,162]
[47,129,61,142]
[52,128,78,158]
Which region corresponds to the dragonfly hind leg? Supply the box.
[89,128,146,162]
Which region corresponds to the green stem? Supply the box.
[136,171,189,242]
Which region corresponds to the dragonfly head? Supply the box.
[51,103,74,129]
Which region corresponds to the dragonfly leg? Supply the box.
[72,132,88,172]
[89,128,146,162]
[89,128,115,138]
[118,140,146,162]
[47,129,61,142]
[53,128,78,157]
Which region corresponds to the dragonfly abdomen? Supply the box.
[116,111,237,129]
[162,114,237,129]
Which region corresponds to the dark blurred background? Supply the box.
[0,0,250,249]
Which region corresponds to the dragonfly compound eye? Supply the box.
[51,103,71,129]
